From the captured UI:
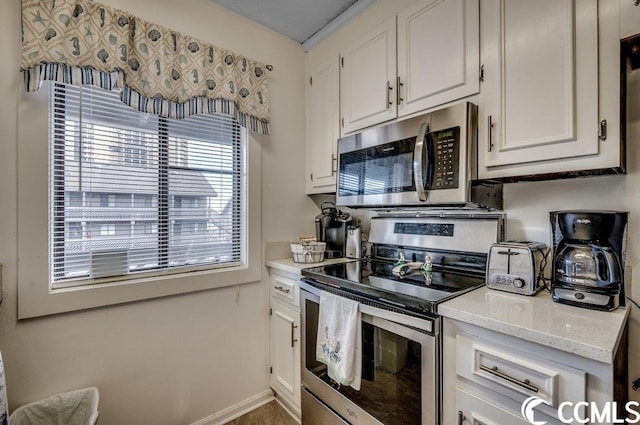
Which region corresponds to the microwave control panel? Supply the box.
[431,126,460,189]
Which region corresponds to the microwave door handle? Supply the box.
[413,122,429,201]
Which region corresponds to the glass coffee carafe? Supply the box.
[551,211,628,311]
[555,242,621,286]
[554,211,622,287]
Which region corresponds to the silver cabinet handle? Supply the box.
[331,153,337,174]
[274,285,290,294]
[480,364,539,393]
[397,77,404,105]
[458,411,465,425]
[487,115,494,152]
[386,81,393,108]
[598,119,607,141]
[291,323,298,347]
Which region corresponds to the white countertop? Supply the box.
[266,257,352,275]
[439,287,629,364]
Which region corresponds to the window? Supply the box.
[50,83,247,287]
[99,223,116,236]
[100,193,116,207]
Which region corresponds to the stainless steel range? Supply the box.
[300,210,505,425]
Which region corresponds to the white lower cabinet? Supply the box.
[270,300,301,414]
[268,269,302,417]
[442,318,621,425]
[456,388,557,425]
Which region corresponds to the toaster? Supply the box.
[486,241,547,295]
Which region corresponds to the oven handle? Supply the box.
[299,279,437,335]
[413,122,429,202]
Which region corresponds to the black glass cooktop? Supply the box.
[301,259,485,314]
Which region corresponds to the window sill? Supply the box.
[18,262,261,319]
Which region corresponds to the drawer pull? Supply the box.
[479,364,539,393]
[291,323,298,347]
[274,286,291,294]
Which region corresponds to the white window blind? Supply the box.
[50,83,246,288]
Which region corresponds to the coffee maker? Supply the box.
[550,211,628,311]
[315,202,352,259]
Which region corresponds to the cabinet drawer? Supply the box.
[270,271,300,308]
[456,332,585,417]
[456,388,559,425]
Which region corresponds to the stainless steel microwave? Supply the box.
[336,102,501,208]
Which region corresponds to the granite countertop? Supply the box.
[439,287,629,364]
[266,257,352,275]
[264,241,352,275]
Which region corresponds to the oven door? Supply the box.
[300,280,439,425]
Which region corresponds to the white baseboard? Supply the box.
[274,398,301,424]
[190,390,275,425]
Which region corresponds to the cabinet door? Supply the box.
[397,0,479,117]
[306,57,340,193]
[455,388,559,425]
[341,16,397,134]
[478,0,599,176]
[620,0,640,39]
[270,301,301,414]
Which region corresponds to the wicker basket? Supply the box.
[290,241,326,264]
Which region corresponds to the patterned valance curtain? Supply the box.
[21,0,271,134]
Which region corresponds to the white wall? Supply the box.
[0,0,316,424]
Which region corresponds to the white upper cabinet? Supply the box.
[306,57,340,193]
[340,0,480,135]
[478,0,623,179]
[481,0,598,168]
[340,17,397,134]
[397,0,480,117]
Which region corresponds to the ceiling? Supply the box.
[208,0,376,50]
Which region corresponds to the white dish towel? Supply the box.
[316,290,362,390]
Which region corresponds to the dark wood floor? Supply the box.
[226,400,298,425]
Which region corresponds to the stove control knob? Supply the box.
[513,278,525,288]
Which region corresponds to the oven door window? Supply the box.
[338,138,416,197]
[304,299,422,425]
